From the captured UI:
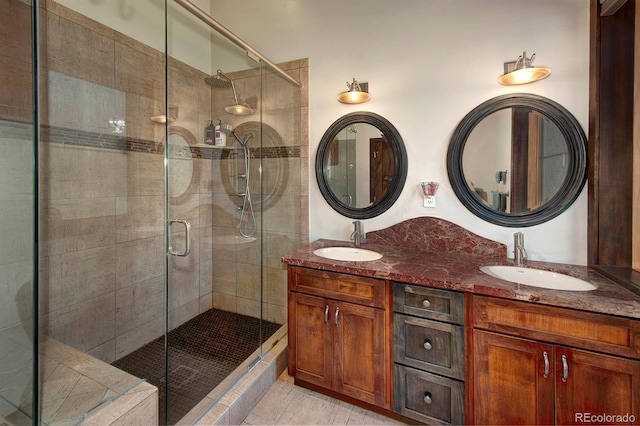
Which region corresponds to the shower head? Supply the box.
[205,69,233,89]
[206,69,255,116]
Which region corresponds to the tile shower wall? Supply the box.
[34,1,215,363]
[210,61,309,325]
[1,0,308,363]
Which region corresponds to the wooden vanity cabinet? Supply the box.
[393,284,465,425]
[287,266,392,409]
[471,295,640,425]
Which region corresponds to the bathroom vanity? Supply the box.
[283,218,640,425]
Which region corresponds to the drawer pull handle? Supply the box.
[422,299,431,308]
[561,354,568,382]
[324,305,329,325]
[335,306,340,326]
[423,392,432,404]
[423,340,433,350]
[543,351,549,379]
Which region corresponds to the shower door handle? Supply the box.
[168,219,191,256]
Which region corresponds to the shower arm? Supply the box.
[230,81,241,106]
[173,0,301,88]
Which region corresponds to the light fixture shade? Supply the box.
[498,52,551,85]
[225,103,255,116]
[338,78,371,104]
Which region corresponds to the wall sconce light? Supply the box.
[338,78,371,104]
[498,51,550,85]
[151,106,178,123]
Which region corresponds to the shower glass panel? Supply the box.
[36,0,158,423]
[0,1,36,424]
[2,0,301,424]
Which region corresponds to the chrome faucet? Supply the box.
[514,232,527,267]
[350,221,366,247]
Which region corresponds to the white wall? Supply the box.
[210,0,590,265]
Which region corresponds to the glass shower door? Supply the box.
[0,1,36,423]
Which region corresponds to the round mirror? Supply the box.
[447,93,587,227]
[316,112,408,219]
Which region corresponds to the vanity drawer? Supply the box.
[288,266,385,308]
[393,283,464,324]
[394,364,464,425]
[473,295,640,360]
[394,314,464,379]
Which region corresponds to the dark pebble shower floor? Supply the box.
[112,308,282,425]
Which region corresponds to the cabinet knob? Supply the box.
[422,299,431,308]
[423,340,433,350]
[423,392,432,404]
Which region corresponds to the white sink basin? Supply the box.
[313,247,383,262]
[480,265,596,291]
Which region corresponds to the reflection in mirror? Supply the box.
[316,112,407,219]
[447,93,587,227]
[324,123,394,208]
[166,126,199,199]
[462,108,569,214]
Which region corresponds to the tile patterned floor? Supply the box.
[243,371,407,425]
[112,309,282,425]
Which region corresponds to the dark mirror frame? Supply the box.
[447,93,587,227]
[316,112,408,219]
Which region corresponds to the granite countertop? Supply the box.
[282,238,640,320]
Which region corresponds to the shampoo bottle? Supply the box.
[205,120,214,145]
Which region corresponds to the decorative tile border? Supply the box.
[1,120,301,161]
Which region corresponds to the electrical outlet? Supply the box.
[424,196,436,208]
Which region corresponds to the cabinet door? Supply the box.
[555,347,640,425]
[288,292,332,388]
[473,330,554,425]
[334,300,389,408]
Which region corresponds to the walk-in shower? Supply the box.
[0,0,304,424]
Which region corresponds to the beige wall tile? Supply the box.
[126,151,164,197]
[0,260,34,330]
[212,292,236,313]
[40,197,116,257]
[168,298,199,331]
[47,245,116,312]
[43,11,115,89]
[236,264,260,301]
[114,40,163,102]
[47,292,115,353]
[115,235,164,289]
[115,316,163,359]
[115,195,164,243]
[41,145,127,200]
[0,200,33,266]
[115,275,164,335]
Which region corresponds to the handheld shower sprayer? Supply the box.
[220,123,256,238]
